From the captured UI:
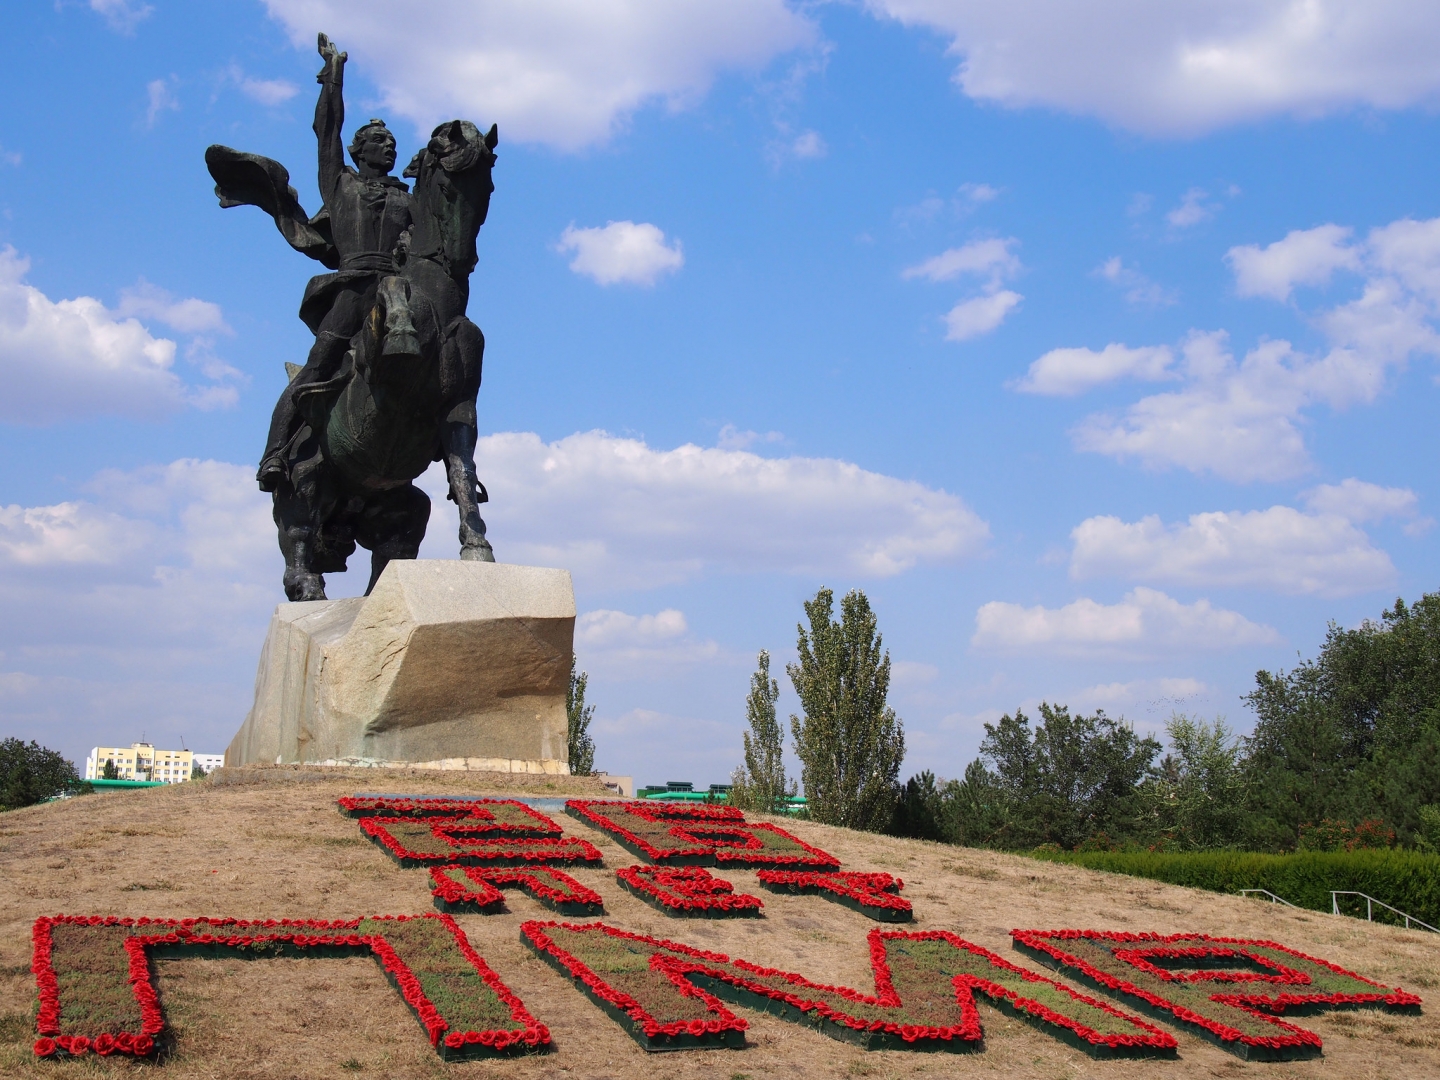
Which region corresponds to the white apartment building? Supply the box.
[84,743,220,784]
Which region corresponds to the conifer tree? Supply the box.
[788,588,905,831]
[730,650,796,813]
[566,659,596,776]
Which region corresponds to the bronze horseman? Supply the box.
[206,33,497,601]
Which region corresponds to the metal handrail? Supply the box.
[1331,891,1439,934]
[1239,888,1297,907]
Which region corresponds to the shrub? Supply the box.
[1028,847,1440,926]
[0,739,88,810]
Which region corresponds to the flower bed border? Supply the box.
[1012,929,1423,1061]
[566,800,839,868]
[521,920,750,1051]
[615,865,764,919]
[31,914,549,1062]
[521,920,1177,1057]
[756,870,912,923]
[361,816,603,868]
[337,796,562,835]
[430,866,605,916]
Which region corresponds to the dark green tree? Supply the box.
[730,650,796,813]
[941,759,1012,847]
[974,704,1161,850]
[190,762,208,780]
[0,739,89,810]
[788,587,905,832]
[891,770,945,840]
[1149,714,1244,850]
[1241,592,1440,847]
[102,758,120,780]
[566,658,596,776]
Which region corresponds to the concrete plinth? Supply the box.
[225,560,575,771]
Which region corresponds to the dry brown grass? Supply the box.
[1,767,1437,1079]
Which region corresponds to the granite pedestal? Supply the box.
[225,560,574,771]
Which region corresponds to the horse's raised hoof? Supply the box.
[283,569,328,601]
[381,329,422,357]
[460,540,495,563]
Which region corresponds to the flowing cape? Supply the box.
[205,145,339,270]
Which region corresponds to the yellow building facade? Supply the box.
[85,743,194,784]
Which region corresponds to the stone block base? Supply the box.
[226,560,575,771]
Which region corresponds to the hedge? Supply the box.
[1026,849,1440,928]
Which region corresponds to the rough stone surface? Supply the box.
[226,560,574,769]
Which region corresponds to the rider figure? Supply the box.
[257,34,413,491]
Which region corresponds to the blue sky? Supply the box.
[2,1,1438,787]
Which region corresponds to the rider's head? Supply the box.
[349,119,397,177]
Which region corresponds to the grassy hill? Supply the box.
[1,765,1437,1079]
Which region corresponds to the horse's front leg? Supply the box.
[441,403,495,562]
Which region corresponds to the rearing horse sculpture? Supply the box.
[278,119,499,600]
[206,34,499,601]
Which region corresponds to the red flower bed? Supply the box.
[521,919,1174,1055]
[615,865,764,918]
[361,816,602,868]
[31,914,549,1061]
[566,799,839,868]
[756,869,913,923]
[430,866,605,916]
[1012,929,1423,1061]
[337,796,562,835]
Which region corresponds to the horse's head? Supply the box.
[403,120,498,281]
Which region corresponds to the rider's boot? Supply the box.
[258,332,351,490]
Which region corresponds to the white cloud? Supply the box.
[903,238,1020,284]
[1069,504,1398,596]
[1095,257,1178,307]
[116,280,230,335]
[715,424,784,451]
[558,221,684,286]
[434,430,989,590]
[0,502,153,568]
[890,660,939,687]
[1302,478,1419,523]
[1227,224,1361,301]
[145,77,178,127]
[959,182,999,204]
[242,77,299,106]
[943,291,1022,341]
[574,608,720,674]
[0,145,20,168]
[863,1,1440,136]
[261,0,815,150]
[789,130,827,159]
[1071,676,1208,711]
[971,587,1279,656]
[1365,216,1440,299]
[91,0,152,34]
[0,247,237,423]
[905,238,1023,340]
[577,608,687,647]
[1166,187,1215,228]
[1016,343,1174,396]
[1057,209,1440,480]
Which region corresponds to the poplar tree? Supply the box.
[788,588,905,831]
[730,650,795,813]
[566,659,596,776]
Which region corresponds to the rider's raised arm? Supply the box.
[314,33,348,203]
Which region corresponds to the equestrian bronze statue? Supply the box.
[205,33,496,601]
